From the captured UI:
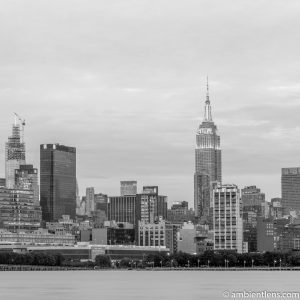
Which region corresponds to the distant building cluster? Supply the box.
[0,85,300,262]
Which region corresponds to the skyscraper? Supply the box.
[5,116,26,188]
[86,187,95,216]
[194,80,222,220]
[40,144,76,221]
[282,167,300,214]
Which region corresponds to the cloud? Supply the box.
[0,0,300,204]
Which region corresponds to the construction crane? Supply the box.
[14,112,26,143]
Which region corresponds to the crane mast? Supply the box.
[14,112,26,143]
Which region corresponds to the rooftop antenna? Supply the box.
[206,76,209,103]
[204,77,212,121]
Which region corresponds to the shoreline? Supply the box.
[1,265,300,271]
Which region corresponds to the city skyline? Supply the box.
[1,1,300,206]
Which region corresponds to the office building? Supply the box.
[120,181,137,196]
[243,211,258,253]
[86,187,95,216]
[282,168,300,214]
[91,210,107,228]
[40,144,76,222]
[269,198,283,219]
[194,81,221,220]
[0,187,42,231]
[94,193,108,211]
[213,184,243,253]
[136,186,168,223]
[92,223,135,245]
[241,186,265,252]
[138,219,166,247]
[108,195,137,225]
[15,164,39,205]
[167,201,195,224]
[194,174,211,221]
[242,186,266,214]
[5,118,26,188]
[0,228,75,245]
[108,186,167,227]
[0,179,6,187]
[257,217,294,252]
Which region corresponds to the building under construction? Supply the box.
[1,114,42,232]
[5,114,26,189]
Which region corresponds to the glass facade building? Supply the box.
[108,196,137,225]
[120,181,137,196]
[40,144,76,222]
[0,187,42,231]
[281,167,300,214]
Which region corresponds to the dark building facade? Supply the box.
[282,168,300,214]
[194,174,210,222]
[94,193,108,211]
[40,144,76,222]
[167,201,195,224]
[256,216,300,253]
[194,82,221,221]
[92,227,135,245]
[257,217,274,252]
[108,195,137,225]
[0,179,6,187]
[242,186,266,213]
[241,186,266,252]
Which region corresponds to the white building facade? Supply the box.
[213,184,243,253]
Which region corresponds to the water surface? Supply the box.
[0,271,299,300]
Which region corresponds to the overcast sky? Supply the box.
[0,0,300,206]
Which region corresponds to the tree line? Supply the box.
[95,251,300,268]
[0,251,65,266]
[1,250,300,268]
[145,251,300,268]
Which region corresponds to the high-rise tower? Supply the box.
[5,114,26,188]
[194,79,222,220]
[281,167,300,214]
[40,144,76,221]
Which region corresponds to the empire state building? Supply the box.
[194,80,222,220]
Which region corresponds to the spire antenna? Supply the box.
[204,76,212,122]
[206,76,209,103]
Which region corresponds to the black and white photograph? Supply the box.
[0,1,300,299]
